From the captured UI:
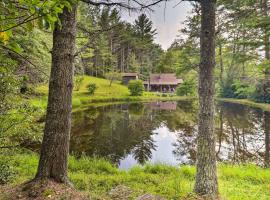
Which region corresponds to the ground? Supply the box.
[30,76,193,110]
[0,180,88,200]
[0,153,270,200]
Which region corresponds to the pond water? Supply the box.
[70,101,270,169]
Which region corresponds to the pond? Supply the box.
[70,100,270,169]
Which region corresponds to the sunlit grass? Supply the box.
[219,98,270,112]
[2,153,270,200]
[31,75,193,110]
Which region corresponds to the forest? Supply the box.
[0,0,270,200]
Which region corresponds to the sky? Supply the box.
[122,1,193,50]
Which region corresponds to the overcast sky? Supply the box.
[122,1,193,50]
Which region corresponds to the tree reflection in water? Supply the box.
[70,101,270,168]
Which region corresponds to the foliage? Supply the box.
[128,80,144,96]
[0,0,73,42]
[252,80,270,103]
[220,79,255,99]
[104,71,121,86]
[0,54,43,150]
[176,80,196,96]
[232,80,255,99]
[87,83,97,95]
[77,6,163,78]
[74,76,84,91]
[0,162,15,185]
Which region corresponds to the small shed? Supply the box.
[144,73,183,92]
[122,73,138,85]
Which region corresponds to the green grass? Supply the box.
[2,153,270,200]
[31,76,270,113]
[218,98,270,112]
[31,76,194,110]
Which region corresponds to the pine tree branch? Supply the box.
[0,45,48,77]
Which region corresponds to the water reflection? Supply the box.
[70,101,270,169]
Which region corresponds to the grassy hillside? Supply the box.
[1,153,269,200]
[31,76,191,110]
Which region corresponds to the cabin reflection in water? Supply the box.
[147,102,177,111]
[70,101,270,169]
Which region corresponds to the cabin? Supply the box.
[144,73,183,92]
[122,73,138,85]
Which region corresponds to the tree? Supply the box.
[194,0,218,198]
[32,0,167,184]
[134,14,158,75]
[34,5,78,183]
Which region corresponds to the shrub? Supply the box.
[74,76,84,91]
[161,93,167,97]
[87,83,97,95]
[220,79,255,99]
[128,80,144,96]
[232,80,254,99]
[0,162,15,185]
[176,81,196,96]
[252,80,270,103]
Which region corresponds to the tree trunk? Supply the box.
[264,111,270,167]
[35,5,77,183]
[218,42,224,87]
[262,0,270,100]
[194,0,218,198]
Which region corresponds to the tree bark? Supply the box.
[35,5,77,183]
[264,111,270,167]
[218,42,224,87]
[262,0,270,100]
[194,0,218,198]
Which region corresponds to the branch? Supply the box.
[80,0,136,10]
[0,45,48,77]
[75,23,121,56]
[0,15,41,32]
[81,0,170,11]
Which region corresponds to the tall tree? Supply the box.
[32,0,166,184]
[35,4,78,183]
[134,13,157,75]
[194,0,218,198]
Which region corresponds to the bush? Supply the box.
[176,81,196,96]
[128,80,144,96]
[0,162,15,185]
[232,80,254,99]
[74,76,84,91]
[252,80,270,103]
[220,79,255,99]
[87,83,97,95]
[161,93,167,97]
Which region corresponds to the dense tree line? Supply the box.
[162,1,270,103]
[76,4,163,79]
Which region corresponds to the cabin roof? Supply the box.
[122,73,138,77]
[145,73,183,85]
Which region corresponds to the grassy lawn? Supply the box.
[31,76,193,110]
[1,153,270,200]
[218,98,270,112]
